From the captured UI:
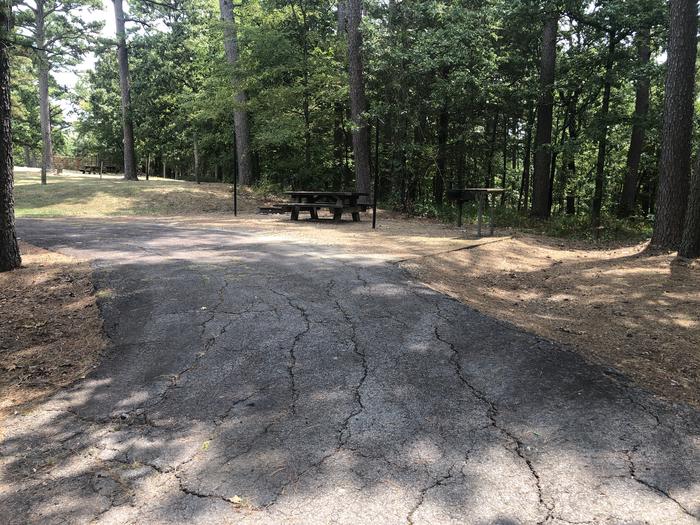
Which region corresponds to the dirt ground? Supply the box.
[0,242,106,419]
[401,234,700,408]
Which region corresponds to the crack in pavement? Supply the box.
[270,289,311,416]
[10,220,700,525]
[332,297,368,447]
[624,446,697,518]
[406,461,460,525]
[431,301,554,524]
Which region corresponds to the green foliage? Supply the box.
[71,0,672,241]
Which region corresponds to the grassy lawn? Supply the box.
[13,169,260,217]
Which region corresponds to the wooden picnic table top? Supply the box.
[284,191,370,197]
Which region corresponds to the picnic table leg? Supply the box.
[489,193,495,236]
[352,212,360,222]
[310,208,319,220]
[457,201,463,228]
[291,206,300,221]
[477,194,483,238]
[333,209,342,222]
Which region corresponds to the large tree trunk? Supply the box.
[36,0,52,186]
[531,14,558,218]
[619,29,651,218]
[220,0,252,186]
[592,33,616,228]
[113,0,137,181]
[680,154,700,257]
[0,4,21,271]
[346,0,371,197]
[651,0,698,249]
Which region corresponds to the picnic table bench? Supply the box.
[447,188,505,237]
[282,191,369,222]
[81,165,117,174]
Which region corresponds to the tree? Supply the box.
[618,27,652,218]
[650,0,698,250]
[679,155,700,257]
[219,0,252,185]
[14,0,101,184]
[114,0,137,180]
[592,29,618,228]
[0,0,21,271]
[531,12,558,219]
[346,0,370,196]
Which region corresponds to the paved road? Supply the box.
[2,218,699,525]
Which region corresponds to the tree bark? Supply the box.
[0,3,21,271]
[618,29,651,218]
[651,0,698,249]
[435,105,448,206]
[531,14,558,218]
[592,33,616,228]
[113,0,137,181]
[559,90,579,209]
[519,105,535,211]
[679,154,700,257]
[193,136,200,184]
[36,0,52,186]
[346,0,371,197]
[220,0,252,186]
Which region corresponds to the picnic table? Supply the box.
[447,188,505,237]
[281,191,369,222]
[81,165,117,174]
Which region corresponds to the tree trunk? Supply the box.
[193,137,200,184]
[0,5,21,271]
[559,90,579,209]
[679,153,700,257]
[484,114,499,187]
[519,105,535,211]
[618,28,651,218]
[220,0,252,186]
[36,0,52,186]
[113,0,137,181]
[531,14,558,218]
[651,0,698,249]
[592,33,616,228]
[346,0,371,197]
[501,118,508,205]
[435,105,448,206]
[146,153,150,180]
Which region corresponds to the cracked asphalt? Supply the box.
[2,218,699,524]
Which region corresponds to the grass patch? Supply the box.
[13,169,262,217]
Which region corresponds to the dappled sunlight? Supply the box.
[402,234,700,408]
[2,218,698,524]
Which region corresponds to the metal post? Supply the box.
[233,131,238,217]
[372,118,379,230]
